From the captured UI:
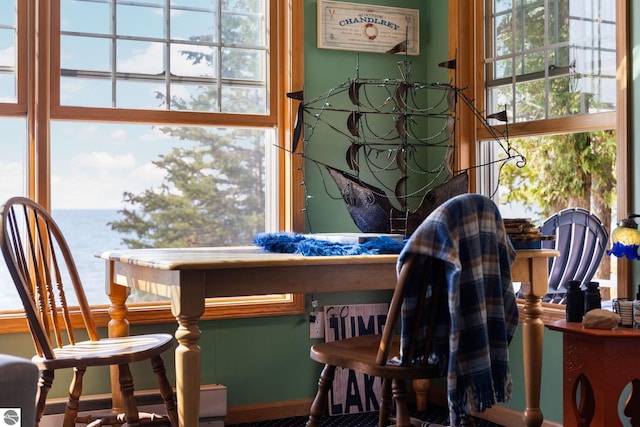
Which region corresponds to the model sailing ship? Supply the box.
[287,56,524,237]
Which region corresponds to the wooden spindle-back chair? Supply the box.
[306,194,519,427]
[0,196,178,427]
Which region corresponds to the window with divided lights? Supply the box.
[473,0,626,308]
[0,0,303,331]
[58,0,269,113]
[485,0,616,121]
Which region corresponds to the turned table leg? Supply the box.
[521,289,544,427]
[171,271,206,427]
[106,260,131,413]
[512,252,554,427]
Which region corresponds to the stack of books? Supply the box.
[503,218,553,249]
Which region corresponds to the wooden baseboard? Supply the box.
[225,392,562,427]
[424,387,562,427]
[225,398,313,425]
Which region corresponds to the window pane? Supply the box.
[61,35,111,72]
[222,48,264,81]
[116,40,164,74]
[515,80,545,121]
[172,43,218,78]
[486,0,615,120]
[171,6,218,42]
[0,118,26,206]
[221,86,265,114]
[221,8,265,46]
[117,3,164,38]
[50,121,270,305]
[0,0,16,102]
[493,57,512,79]
[59,0,269,114]
[494,12,513,56]
[0,118,26,310]
[60,0,110,34]
[61,77,114,108]
[519,5,544,50]
[487,84,513,120]
[0,1,15,27]
[116,80,166,109]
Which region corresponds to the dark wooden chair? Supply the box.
[0,196,178,427]
[306,193,518,427]
[539,207,609,303]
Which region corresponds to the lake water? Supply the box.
[0,209,128,310]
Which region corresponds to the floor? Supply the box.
[227,405,504,427]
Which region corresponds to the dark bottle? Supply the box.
[584,281,602,314]
[565,280,584,322]
[633,287,640,330]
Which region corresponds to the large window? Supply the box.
[486,0,616,121]
[0,0,303,329]
[451,0,627,309]
[484,0,619,298]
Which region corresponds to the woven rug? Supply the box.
[227,405,504,427]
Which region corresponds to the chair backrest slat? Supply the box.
[540,207,608,302]
[0,197,100,359]
[376,254,415,365]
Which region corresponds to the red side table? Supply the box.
[547,319,640,427]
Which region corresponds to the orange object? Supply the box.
[547,320,640,427]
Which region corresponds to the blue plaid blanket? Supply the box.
[396,194,518,426]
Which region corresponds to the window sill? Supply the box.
[0,294,305,334]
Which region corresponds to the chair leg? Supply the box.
[378,378,393,427]
[391,379,411,427]
[118,363,141,427]
[151,355,178,427]
[64,367,86,427]
[306,364,336,427]
[459,415,476,427]
[35,370,54,427]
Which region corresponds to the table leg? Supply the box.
[174,314,202,427]
[521,291,544,427]
[171,271,206,427]
[106,260,131,412]
[518,256,549,427]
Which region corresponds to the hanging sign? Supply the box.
[317,1,420,55]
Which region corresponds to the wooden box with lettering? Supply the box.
[323,303,388,415]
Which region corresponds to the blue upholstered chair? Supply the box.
[0,353,38,427]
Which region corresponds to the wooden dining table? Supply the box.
[101,246,557,427]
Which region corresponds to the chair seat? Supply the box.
[310,334,439,380]
[32,333,174,370]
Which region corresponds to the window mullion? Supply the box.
[111,0,116,108]
[164,0,170,110]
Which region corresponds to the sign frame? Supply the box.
[317,0,420,55]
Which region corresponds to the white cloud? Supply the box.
[53,152,167,209]
[0,46,14,65]
[117,40,213,77]
[0,161,25,204]
[72,152,136,172]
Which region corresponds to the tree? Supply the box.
[110,127,265,248]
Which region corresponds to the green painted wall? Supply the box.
[301,0,450,233]
[0,290,392,406]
